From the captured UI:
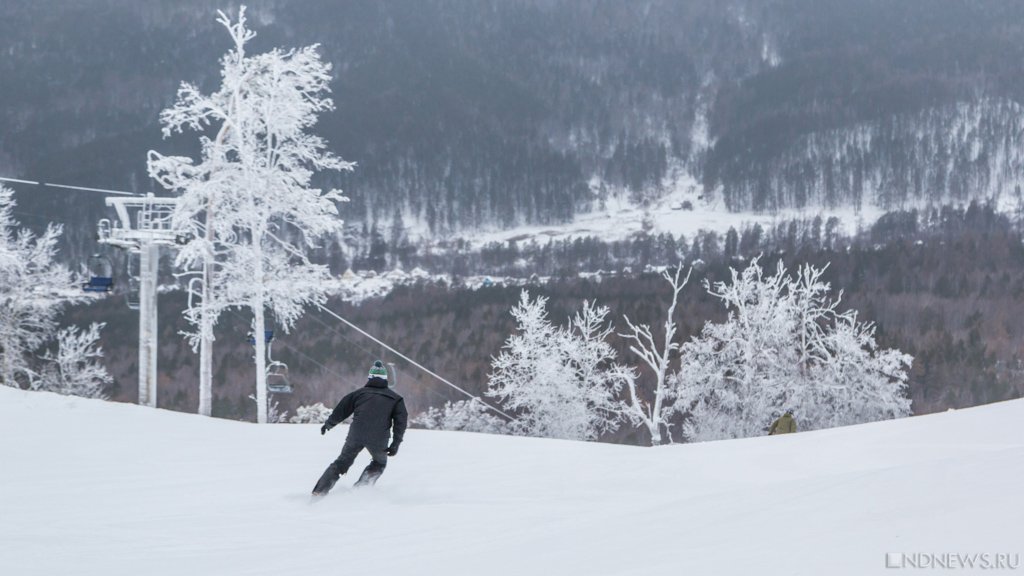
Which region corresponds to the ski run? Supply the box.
[1,385,1021,575]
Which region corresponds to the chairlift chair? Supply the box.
[262,332,292,394]
[247,330,274,346]
[124,251,141,309]
[266,361,292,394]
[126,276,141,310]
[82,254,114,293]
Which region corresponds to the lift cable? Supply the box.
[314,302,515,421]
[298,308,466,405]
[2,174,504,417]
[0,176,143,197]
[222,290,514,420]
[222,307,462,406]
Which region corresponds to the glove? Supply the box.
[321,424,330,435]
[387,443,400,457]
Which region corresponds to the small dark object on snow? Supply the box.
[769,410,797,435]
[312,362,408,496]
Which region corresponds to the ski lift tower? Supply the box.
[97,194,180,408]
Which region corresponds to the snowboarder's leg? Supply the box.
[354,447,388,487]
[312,440,363,495]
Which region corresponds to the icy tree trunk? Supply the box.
[197,257,213,416]
[1,334,15,387]
[650,360,669,446]
[649,421,663,446]
[254,305,268,423]
[198,318,213,416]
[253,237,268,424]
[198,339,212,415]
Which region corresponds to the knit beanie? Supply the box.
[368,360,388,380]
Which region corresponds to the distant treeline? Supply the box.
[72,202,1024,444]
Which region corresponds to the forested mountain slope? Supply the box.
[3,0,1024,262]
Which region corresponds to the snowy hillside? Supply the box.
[713,99,1024,213]
[458,176,885,249]
[1,387,1021,575]
[8,1,1024,255]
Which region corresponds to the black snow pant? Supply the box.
[313,439,388,494]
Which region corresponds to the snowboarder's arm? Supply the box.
[390,398,408,445]
[768,419,778,435]
[324,392,356,429]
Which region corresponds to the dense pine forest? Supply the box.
[5,0,1024,260]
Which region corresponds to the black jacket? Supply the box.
[326,377,408,448]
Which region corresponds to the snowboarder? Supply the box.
[312,360,408,495]
[768,409,797,435]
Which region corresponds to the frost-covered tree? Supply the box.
[487,292,626,441]
[619,265,692,445]
[36,323,112,399]
[148,6,354,422]
[289,402,333,424]
[488,291,575,439]
[802,313,913,428]
[0,186,87,388]
[267,400,288,424]
[680,259,912,441]
[414,398,508,435]
[564,299,632,436]
[678,261,793,441]
[248,394,289,423]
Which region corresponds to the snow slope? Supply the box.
[1,387,1021,575]
[457,165,888,249]
[461,193,885,249]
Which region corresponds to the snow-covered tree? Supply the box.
[414,398,508,435]
[680,258,912,442]
[678,261,793,441]
[0,186,87,388]
[487,291,626,441]
[488,291,574,439]
[148,6,354,423]
[249,394,289,423]
[802,313,913,428]
[267,400,288,424]
[289,402,333,424]
[564,299,632,436]
[36,323,112,399]
[619,265,692,445]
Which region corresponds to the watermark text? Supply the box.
[886,553,1021,571]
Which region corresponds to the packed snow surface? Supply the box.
[1,387,1021,575]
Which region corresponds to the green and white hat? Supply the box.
[368,360,388,380]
